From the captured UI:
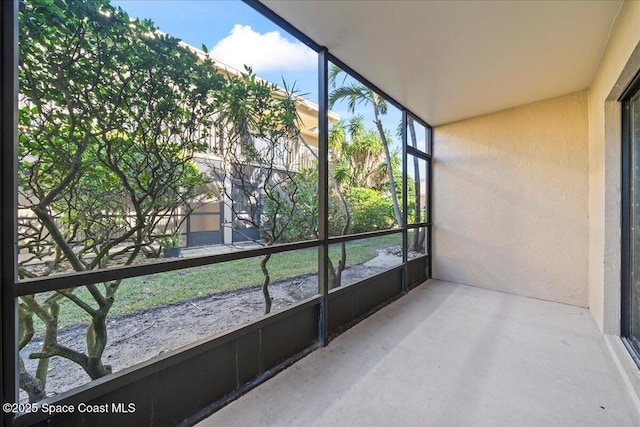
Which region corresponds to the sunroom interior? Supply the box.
[3,0,640,426]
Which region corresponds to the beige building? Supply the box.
[184,47,340,246]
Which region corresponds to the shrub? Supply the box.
[346,187,394,233]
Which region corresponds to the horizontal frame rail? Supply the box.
[327,228,403,245]
[16,240,319,296]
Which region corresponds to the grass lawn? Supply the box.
[30,234,400,332]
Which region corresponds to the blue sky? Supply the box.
[110,0,409,151]
[112,0,319,102]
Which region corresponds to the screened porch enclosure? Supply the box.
[2,0,432,425]
[3,0,640,426]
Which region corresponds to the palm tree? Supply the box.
[407,117,425,251]
[330,115,386,189]
[328,65,403,227]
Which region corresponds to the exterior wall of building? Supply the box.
[586,2,640,408]
[587,0,640,334]
[433,91,589,307]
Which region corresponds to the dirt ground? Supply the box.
[19,248,415,402]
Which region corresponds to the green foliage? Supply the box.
[328,65,388,116]
[329,116,387,189]
[265,168,317,242]
[19,0,222,272]
[345,187,394,233]
[328,65,402,227]
[267,167,349,242]
[16,0,299,400]
[328,115,408,232]
[14,0,403,402]
[213,67,301,250]
[405,172,417,223]
[216,66,299,156]
[156,231,182,248]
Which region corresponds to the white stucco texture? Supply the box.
[433,91,589,307]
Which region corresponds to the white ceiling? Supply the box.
[262,0,622,126]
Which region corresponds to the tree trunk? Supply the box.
[408,118,422,251]
[417,227,426,252]
[19,359,45,403]
[85,310,113,379]
[32,205,85,272]
[19,296,63,401]
[18,306,46,402]
[260,253,273,314]
[332,182,350,289]
[327,242,347,290]
[38,301,58,384]
[328,256,338,289]
[336,242,346,287]
[299,136,350,289]
[373,103,402,227]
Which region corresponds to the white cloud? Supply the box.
[210,25,315,73]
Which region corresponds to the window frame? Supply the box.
[620,69,640,367]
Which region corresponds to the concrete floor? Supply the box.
[197,280,640,427]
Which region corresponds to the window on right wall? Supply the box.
[621,70,640,367]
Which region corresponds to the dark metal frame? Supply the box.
[2,0,434,424]
[406,113,433,277]
[427,126,433,275]
[17,240,319,296]
[2,1,18,425]
[402,110,409,294]
[245,0,435,278]
[318,47,330,345]
[621,69,640,366]
[242,0,322,53]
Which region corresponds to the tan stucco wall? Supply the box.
[588,0,640,334]
[433,92,589,306]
